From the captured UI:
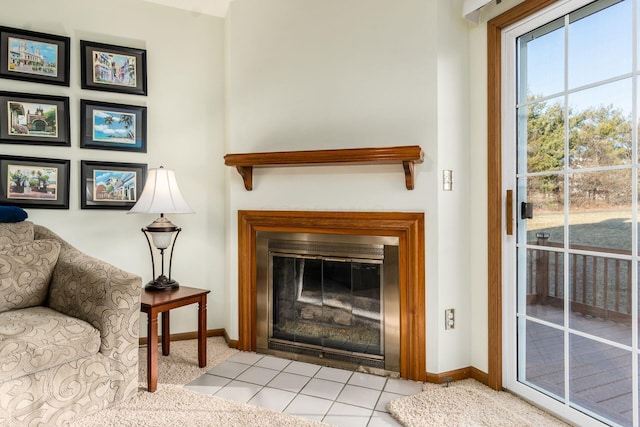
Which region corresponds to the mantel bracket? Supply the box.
[236,166,253,191]
[402,161,415,190]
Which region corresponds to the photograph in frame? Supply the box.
[80,41,147,96]
[0,26,70,86]
[80,100,147,152]
[81,160,146,210]
[92,49,137,88]
[0,91,70,146]
[0,155,69,209]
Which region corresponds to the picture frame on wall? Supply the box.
[80,41,147,96]
[80,100,147,153]
[0,26,70,86]
[81,160,147,210]
[0,155,70,209]
[0,91,70,146]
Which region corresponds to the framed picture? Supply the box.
[80,100,147,152]
[0,91,70,146]
[81,160,146,210]
[0,26,70,86]
[80,41,147,96]
[0,155,70,209]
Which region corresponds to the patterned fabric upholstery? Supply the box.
[0,306,101,382]
[0,354,111,426]
[0,221,34,245]
[0,223,142,426]
[0,240,60,313]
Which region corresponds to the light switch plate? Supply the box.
[443,170,453,191]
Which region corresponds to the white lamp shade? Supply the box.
[129,167,194,214]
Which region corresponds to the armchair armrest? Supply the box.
[35,226,142,361]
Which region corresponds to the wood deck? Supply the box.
[523,303,634,426]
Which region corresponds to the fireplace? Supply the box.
[236,210,426,381]
[256,232,400,373]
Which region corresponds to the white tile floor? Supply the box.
[185,352,423,427]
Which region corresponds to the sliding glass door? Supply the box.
[504,0,638,425]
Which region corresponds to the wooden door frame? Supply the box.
[487,0,561,390]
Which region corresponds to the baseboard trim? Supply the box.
[426,367,470,384]
[224,330,239,349]
[426,366,489,386]
[470,366,490,386]
[139,328,225,346]
[138,330,489,387]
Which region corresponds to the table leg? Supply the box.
[161,311,170,356]
[147,311,158,392]
[198,295,207,368]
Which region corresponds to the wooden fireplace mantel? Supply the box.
[236,210,426,382]
[224,145,424,191]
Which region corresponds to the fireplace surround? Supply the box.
[236,210,426,381]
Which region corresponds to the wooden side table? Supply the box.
[140,286,211,392]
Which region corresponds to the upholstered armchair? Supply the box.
[0,221,142,426]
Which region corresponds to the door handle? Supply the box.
[506,190,513,235]
[521,202,533,220]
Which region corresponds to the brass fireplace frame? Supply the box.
[255,232,400,373]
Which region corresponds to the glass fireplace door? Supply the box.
[270,253,383,357]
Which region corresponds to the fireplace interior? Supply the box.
[256,232,400,374]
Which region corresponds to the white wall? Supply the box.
[463,0,531,376]
[436,0,473,374]
[468,20,490,374]
[1,0,226,337]
[225,0,475,374]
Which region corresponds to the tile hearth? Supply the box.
[185,352,423,426]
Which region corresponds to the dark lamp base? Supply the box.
[145,275,179,291]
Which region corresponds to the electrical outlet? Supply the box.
[445,308,455,330]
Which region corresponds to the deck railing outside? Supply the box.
[527,238,632,325]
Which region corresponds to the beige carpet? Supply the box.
[71,337,328,427]
[70,337,568,427]
[387,379,569,427]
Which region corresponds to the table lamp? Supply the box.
[128,166,193,291]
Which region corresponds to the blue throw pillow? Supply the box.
[0,206,28,223]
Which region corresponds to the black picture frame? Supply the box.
[80,99,147,153]
[81,160,147,210]
[0,155,70,209]
[80,41,147,96]
[0,26,70,86]
[0,91,70,146]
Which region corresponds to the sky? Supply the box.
[8,38,58,64]
[92,110,136,144]
[521,0,634,115]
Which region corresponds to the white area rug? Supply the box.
[70,337,568,426]
[387,379,569,427]
[73,384,327,427]
[70,337,327,427]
